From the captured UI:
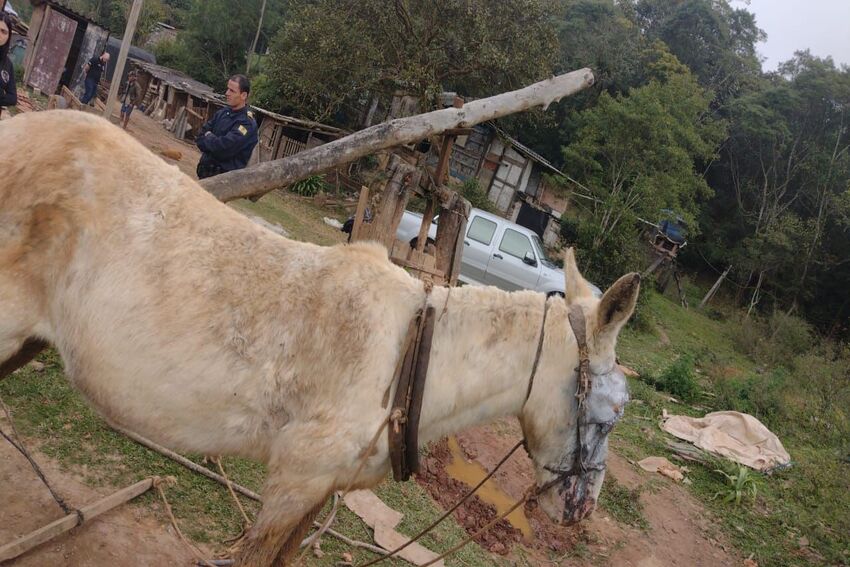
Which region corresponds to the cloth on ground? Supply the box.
[661,410,790,472]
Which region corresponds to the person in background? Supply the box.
[81,51,109,105]
[0,13,17,117]
[119,70,142,129]
[195,74,258,179]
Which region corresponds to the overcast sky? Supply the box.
[737,0,850,71]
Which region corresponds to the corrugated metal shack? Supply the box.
[131,61,346,169]
[249,108,346,164]
[21,0,110,97]
[430,122,569,245]
[131,60,225,140]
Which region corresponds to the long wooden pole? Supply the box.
[699,264,732,309]
[0,478,154,563]
[113,426,262,501]
[103,0,144,120]
[200,68,595,202]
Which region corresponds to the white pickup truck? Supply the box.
[396,208,602,297]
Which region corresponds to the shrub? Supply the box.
[639,354,700,402]
[713,368,789,430]
[289,175,327,197]
[656,354,700,402]
[731,311,814,368]
[559,216,579,244]
[452,178,498,214]
[712,464,759,506]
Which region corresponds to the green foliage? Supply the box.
[562,65,725,283]
[451,178,497,214]
[262,0,557,121]
[148,0,287,89]
[713,368,789,430]
[712,464,759,506]
[648,353,700,402]
[559,216,579,244]
[289,175,327,197]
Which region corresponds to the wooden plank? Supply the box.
[350,186,370,242]
[415,199,435,254]
[22,5,46,85]
[60,85,82,110]
[435,195,470,285]
[0,478,154,563]
[27,7,77,95]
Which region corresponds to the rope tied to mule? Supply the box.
[0,393,84,525]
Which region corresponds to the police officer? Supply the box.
[196,74,259,180]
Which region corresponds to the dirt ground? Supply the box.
[1,109,739,566]
[417,419,738,567]
[0,436,200,566]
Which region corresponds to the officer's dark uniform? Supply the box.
[195,106,259,179]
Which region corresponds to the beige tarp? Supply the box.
[661,411,791,471]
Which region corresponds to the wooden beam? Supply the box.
[103,0,144,119]
[201,68,595,202]
[0,478,154,563]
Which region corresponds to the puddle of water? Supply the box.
[444,436,534,540]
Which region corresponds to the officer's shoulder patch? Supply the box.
[238,125,248,136]
[247,110,255,119]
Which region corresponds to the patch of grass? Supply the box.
[230,191,348,246]
[613,290,850,567]
[0,351,500,565]
[599,476,648,530]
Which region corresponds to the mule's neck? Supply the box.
[416,286,566,444]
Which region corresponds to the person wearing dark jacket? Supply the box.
[0,14,17,117]
[81,51,109,105]
[195,74,258,179]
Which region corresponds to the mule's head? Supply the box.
[521,249,639,526]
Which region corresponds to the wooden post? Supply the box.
[434,194,470,284]
[415,199,436,253]
[0,478,154,563]
[200,68,595,202]
[350,186,371,242]
[103,0,144,120]
[22,4,46,86]
[700,265,732,309]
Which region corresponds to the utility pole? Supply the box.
[103,0,144,120]
[246,0,267,75]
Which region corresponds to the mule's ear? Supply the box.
[596,273,641,336]
[564,248,594,303]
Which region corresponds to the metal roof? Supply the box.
[36,0,111,32]
[491,124,565,177]
[131,60,224,103]
[251,106,348,138]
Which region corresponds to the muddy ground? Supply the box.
[417,419,738,566]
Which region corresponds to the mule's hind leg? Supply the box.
[271,500,325,565]
[233,476,331,567]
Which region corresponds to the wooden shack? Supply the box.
[21,0,110,98]
[250,108,346,164]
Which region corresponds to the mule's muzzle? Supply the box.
[561,473,599,525]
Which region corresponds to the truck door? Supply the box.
[483,228,541,291]
[460,214,499,285]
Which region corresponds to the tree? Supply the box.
[700,52,850,323]
[261,0,558,122]
[562,60,725,283]
[632,0,764,106]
